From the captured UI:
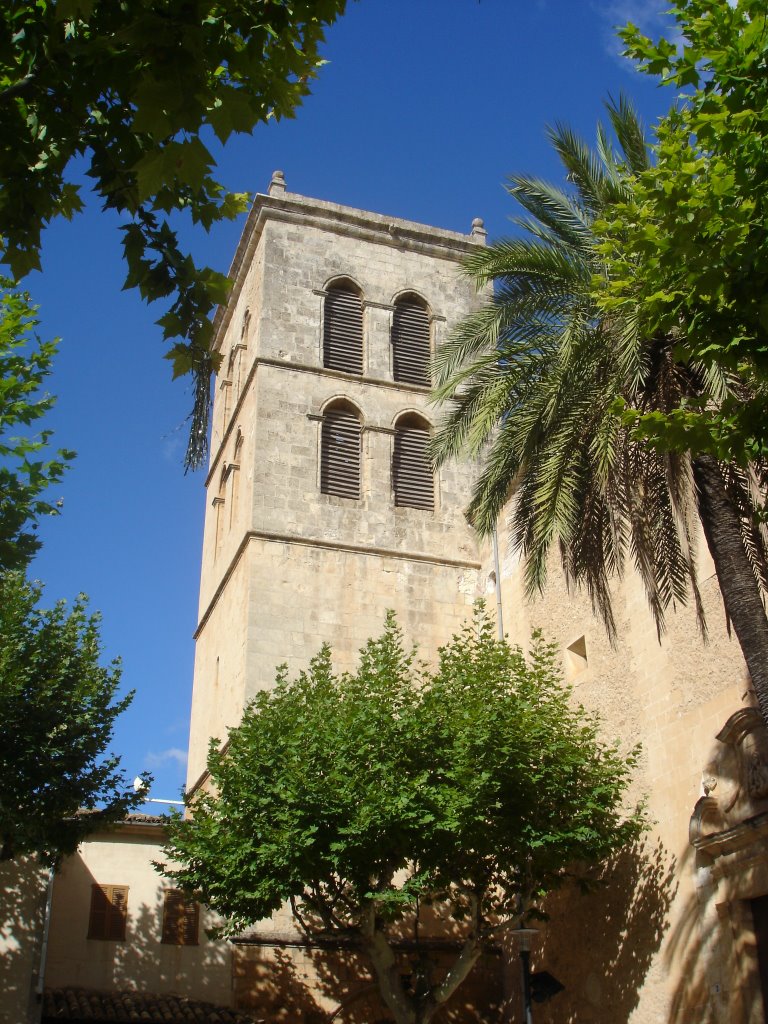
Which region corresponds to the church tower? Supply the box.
[186,174,487,790]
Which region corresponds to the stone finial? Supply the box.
[470,217,487,244]
[268,169,287,196]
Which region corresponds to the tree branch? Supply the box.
[360,900,415,1024]
[304,883,348,934]
[289,895,312,939]
[428,890,483,1010]
[0,74,38,102]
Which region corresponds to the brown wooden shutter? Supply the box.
[392,298,430,386]
[321,407,361,499]
[393,421,434,510]
[162,889,200,945]
[88,884,128,941]
[323,287,363,374]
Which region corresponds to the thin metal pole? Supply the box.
[492,526,504,641]
[520,948,533,1024]
[34,866,55,1021]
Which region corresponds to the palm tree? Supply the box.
[430,99,768,725]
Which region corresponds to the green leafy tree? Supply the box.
[598,0,768,463]
[0,572,146,865]
[0,277,74,571]
[429,103,768,726]
[0,0,347,468]
[162,611,642,1024]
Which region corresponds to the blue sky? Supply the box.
[25,0,677,803]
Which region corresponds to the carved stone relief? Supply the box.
[690,708,768,852]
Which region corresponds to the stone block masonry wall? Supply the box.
[189,538,480,785]
[187,179,486,792]
[248,361,477,558]
[476,514,762,1024]
[185,176,768,1022]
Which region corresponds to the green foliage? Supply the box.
[597,0,768,462]
[163,610,642,1023]
[0,572,145,865]
[0,0,347,468]
[0,278,74,571]
[431,94,768,728]
[431,102,763,640]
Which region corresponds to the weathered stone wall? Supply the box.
[476,520,764,1024]
[234,942,503,1024]
[187,556,250,783]
[187,184,485,790]
[186,179,768,1022]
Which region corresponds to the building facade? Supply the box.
[184,175,768,1024]
[186,171,487,793]
[4,178,767,1024]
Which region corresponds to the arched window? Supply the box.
[392,294,430,386]
[393,414,434,510]
[321,402,362,499]
[323,282,363,374]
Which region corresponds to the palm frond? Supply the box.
[547,121,613,213]
[431,97,764,645]
[505,176,593,251]
[605,94,650,175]
[595,122,619,180]
[462,236,590,289]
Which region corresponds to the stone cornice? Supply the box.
[206,356,430,486]
[691,810,768,860]
[194,530,480,639]
[211,190,481,353]
[83,818,169,841]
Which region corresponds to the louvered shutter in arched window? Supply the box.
[393,419,434,510]
[392,297,430,386]
[323,286,363,374]
[321,406,361,499]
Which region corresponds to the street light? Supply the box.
[511,927,538,1024]
[509,925,565,1021]
[132,775,185,806]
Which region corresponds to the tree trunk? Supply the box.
[360,916,483,1024]
[360,906,417,1024]
[693,453,768,725]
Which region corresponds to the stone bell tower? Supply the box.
[186,173,487,791]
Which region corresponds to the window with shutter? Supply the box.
[393,416,434,510]
[87,884,128,941]
[161,889,200,945]
[392,295,430,387]
[321,404,361,500]
[323,283,363,374]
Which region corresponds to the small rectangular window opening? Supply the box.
[88,884,128,941]
[162,889,200,946]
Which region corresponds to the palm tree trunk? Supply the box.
[693,453,768,726]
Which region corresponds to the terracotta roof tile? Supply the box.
[42,989,263,1024]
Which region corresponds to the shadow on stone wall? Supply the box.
[660,845,713,1024]
[45,850,231,1005]
[0,857,48,1024]
[11,838,678,1024]
[529,839,677,1024]
[234,913,503,1023]
[663,847,765,1024]
[233,842,677,1024]
[662,705,768,1024]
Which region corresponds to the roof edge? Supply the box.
[211,188,484,353]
